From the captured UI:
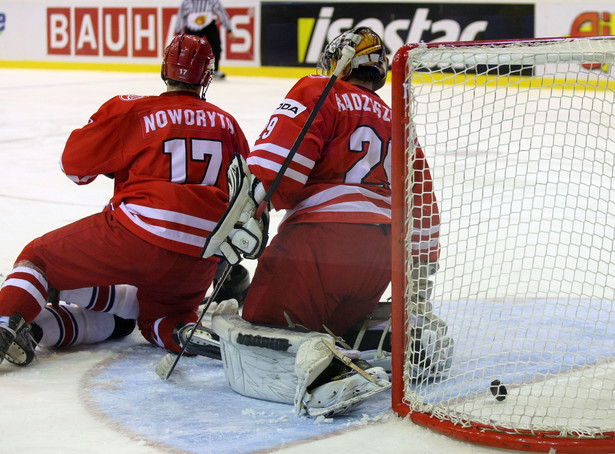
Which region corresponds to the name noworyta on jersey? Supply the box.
[60,91,249,257]
[142,108,237,134]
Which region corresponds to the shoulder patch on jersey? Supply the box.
[119,94,144,101]
[272,98,307,118]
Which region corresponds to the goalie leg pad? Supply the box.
[408,324,455,381]
[211,300,334,407]
[212,300,391,417]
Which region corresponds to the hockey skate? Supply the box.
[213,264,250,306]
[344,300,454,380]
[407,323,454,382]
[0,314,39,366]
[301,339,391,418]
[342,300,393,373]
[302,355,391,418]
[354,320,453,382]
[178,323,221,360]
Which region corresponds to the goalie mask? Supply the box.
[161,34,215,99]
[317,26,389,91]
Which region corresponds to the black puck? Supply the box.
[490,379,507,401]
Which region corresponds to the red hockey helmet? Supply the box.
[161,34,215,96]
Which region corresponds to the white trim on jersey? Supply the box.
[311,200,392,218]
[247,155,309,185]
[120,202,217,248]
[414,225,441,237]
[282,185,392,222]
[412,225,441,254]
[412,238,441,253]
[250,142,315,169]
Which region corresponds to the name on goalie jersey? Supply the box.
[272,99,307,118]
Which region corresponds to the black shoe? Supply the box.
[179,324,221,360]
[0,314,39,366]
[214,70,226,79]
[214,265,250,306]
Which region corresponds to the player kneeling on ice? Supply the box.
[0,34,251,367]
[177,27,453,416]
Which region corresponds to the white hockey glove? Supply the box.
[202,154,269,265]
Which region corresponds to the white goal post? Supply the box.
[391,36,615,453]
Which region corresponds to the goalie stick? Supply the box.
[155,264,233,380]
[321,338,389,386]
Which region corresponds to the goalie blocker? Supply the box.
[211,299,391,417]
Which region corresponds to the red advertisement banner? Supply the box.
[46,6,255,62]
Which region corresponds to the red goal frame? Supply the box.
[390,37,615,454]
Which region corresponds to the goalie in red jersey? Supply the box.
[198,26,453,417]
[242,30,397,335]
[197,27,449,418]
[0,34,250,367]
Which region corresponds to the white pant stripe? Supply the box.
[1,278,47,309]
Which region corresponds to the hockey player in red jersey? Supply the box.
[195,27,396,416]
[241,26,441,336]
[240,30,394,335]
[196,27,451,417]
[0,34,250,367]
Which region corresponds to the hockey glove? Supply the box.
[202,154,270,265]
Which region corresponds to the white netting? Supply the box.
[400,38,615,440]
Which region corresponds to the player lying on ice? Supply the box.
[176,26,454,418]
[0,34,251,366]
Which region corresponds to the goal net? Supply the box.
[391,37,615,453]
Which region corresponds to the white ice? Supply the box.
[0,68,527,454]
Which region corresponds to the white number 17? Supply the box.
[163,138,223,185]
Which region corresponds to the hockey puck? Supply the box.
[490,379,507,401]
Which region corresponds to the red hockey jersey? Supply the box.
[248,75,392,226]
[61,91,249,257]
[248,75,439,262]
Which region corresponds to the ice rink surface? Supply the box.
[0,68,527,454]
